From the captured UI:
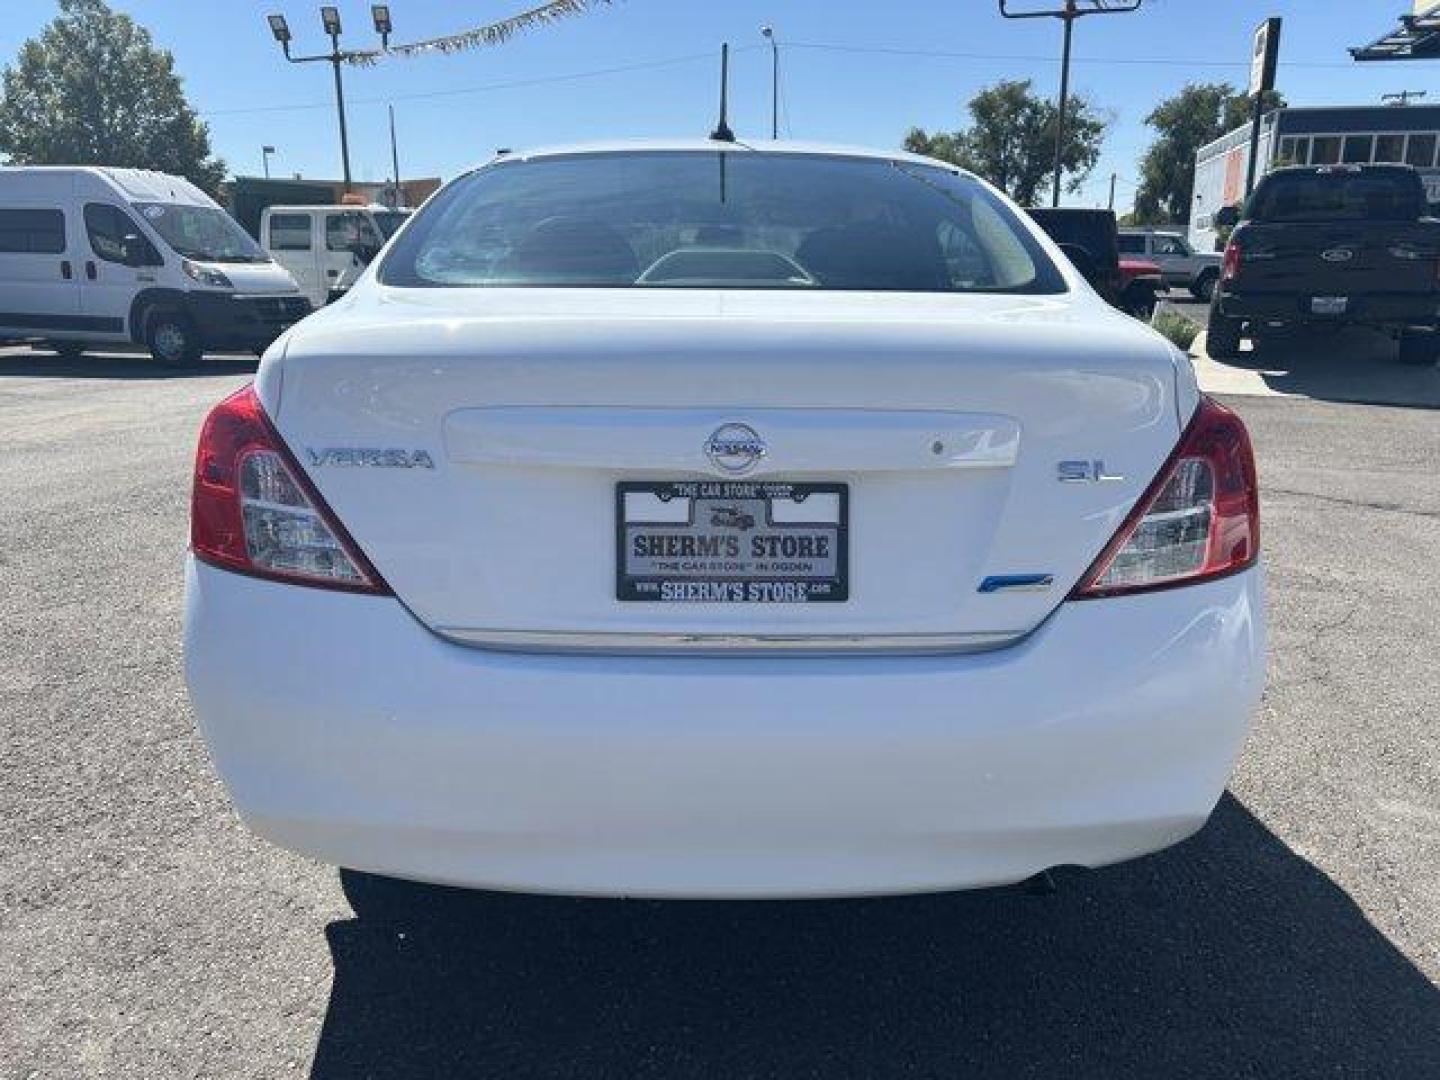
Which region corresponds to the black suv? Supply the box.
[1026,208,1159,320]
[1208,164,1440,365]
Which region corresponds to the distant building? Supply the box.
[1189,104,1440,251]
[221,175,442,239]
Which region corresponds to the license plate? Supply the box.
[1311,296,1348,315]
[617,480,848,602]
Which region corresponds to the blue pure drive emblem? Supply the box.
[305,447,435,469]
[704,423,768,474]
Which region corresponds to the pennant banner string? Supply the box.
[344,0,616,66]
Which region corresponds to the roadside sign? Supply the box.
[1245,17,1283,199]
[1250,17,1282,98]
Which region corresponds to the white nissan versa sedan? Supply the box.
[183,141,1265,898]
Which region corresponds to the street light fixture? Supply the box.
[372,4,393,47]
[998,0,1144,208]
[761,25,779,140]
[265,7,394,192]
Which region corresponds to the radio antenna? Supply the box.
[710,42,736,143]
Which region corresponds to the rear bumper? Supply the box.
[183,557,1266,898]
[1219,288,1439,326]
[184,292,313,351]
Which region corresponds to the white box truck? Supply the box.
[260,204,411,307]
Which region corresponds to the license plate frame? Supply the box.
[616,480,849,602]
[1310,296,1349,315]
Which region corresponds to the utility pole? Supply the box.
[761,26,779,139]
[998,0,1144,208]
[388,105,402,207]
[262,145,276,179]
[267,6,394,193]
[1108,171,1117,210]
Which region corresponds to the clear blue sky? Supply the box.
[0,1,1423,211]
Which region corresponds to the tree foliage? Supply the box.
[0,0,225,193]
[905,79,1107,207]
[1132,83,1285,227]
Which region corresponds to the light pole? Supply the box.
[261,145,276,179]
[266,5,393,193]
[761,25,779,140]
[388,104,403,208]
[998,0,1143,208]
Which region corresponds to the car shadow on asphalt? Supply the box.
[308,794,1439,1079]
[1192,326,1440,410]
[0,348,257,379]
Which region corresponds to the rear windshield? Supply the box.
[379,151,1066,293]
[1247,169,1425,223]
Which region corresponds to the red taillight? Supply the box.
[190,384,390,594]
[1221,242,1242,282]
[1072,396,1259,599]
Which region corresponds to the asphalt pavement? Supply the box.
[2,343,1437,1078]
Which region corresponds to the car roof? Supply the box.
[471,138,972,176]
[0,165,214,206]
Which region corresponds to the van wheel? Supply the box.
[147,313,202,365]
[1398,328,1439,367]
[1190,271,1217,303]
[1205,306,1243,359]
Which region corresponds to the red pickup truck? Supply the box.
[1117,256,1163,321]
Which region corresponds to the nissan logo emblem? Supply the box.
[704,423,767,474]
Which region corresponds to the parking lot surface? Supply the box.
[2,344,1437,1078]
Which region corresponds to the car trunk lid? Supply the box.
[266,287,1183,651]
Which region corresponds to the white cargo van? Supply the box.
[260,204,411,307]
[0,167,311,363]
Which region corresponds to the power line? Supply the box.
[783,40,1359,70]
[203,37,1362,122]
[202,47,754,117]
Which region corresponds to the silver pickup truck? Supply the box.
[1118,230,1222,301]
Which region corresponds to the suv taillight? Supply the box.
[190,385,390,594]
[1072,396,1258,599]
[1221,241,1242,282]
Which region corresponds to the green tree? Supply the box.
[1132,83,1284,227]
[0,0,225,193]
[905,79,1107,207]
